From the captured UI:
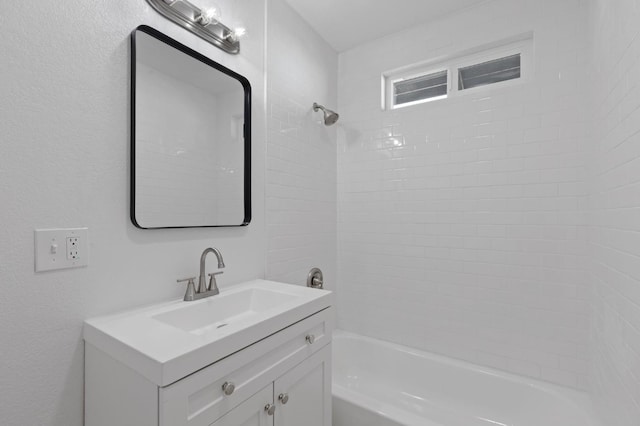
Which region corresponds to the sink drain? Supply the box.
[216,323,228,329]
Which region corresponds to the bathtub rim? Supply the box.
[332,329,601,426]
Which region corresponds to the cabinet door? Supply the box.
[210,384,274,426]
[274,344,331,426]
[160,309,332,426]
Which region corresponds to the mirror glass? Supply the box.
[131,26,251,229]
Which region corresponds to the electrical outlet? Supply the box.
[35,228,88,272]
[67,237,80,260]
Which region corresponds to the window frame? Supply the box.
[383,37,532,111]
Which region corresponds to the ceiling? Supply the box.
[285,0,488,52]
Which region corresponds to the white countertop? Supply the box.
[83,279,333,386]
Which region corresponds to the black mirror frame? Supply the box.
[130,25,251,229]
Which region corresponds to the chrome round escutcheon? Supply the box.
[306,334,316,344]
[278,393,289,404]
[222,381,235,396]
[307,267,324,289]
[265,404,276,416]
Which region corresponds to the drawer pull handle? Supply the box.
[306,334,316,344]
[279,393,289,404]
[222,381,235,396]
[265,404,276,416]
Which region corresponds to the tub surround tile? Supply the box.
[265,0,338,290]
[337,0,591,390]
[588,0,640,423]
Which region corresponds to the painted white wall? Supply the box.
[588,0,640,423]
[337,0,592,389]
[265,0,338,290]
[0,1,266,425]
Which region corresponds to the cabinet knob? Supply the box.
[305,334,315,344]
[278,393,289,404]
[222,381,235,396]
[265,403,276,416]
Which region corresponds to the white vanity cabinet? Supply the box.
[210,384,273,426]
[273,347,331,426]
[85,299,333,426]
[209,347,331,426]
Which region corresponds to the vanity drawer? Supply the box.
[159,307,333,426]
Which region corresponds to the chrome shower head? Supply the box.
[313,102,339,126]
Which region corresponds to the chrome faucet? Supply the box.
[199,247,225,294]
[177,247,225,301]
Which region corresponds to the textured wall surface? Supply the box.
[0,1,266,425]
[265,0,338,290]
[337,0,592,389]
[588,0,640,423]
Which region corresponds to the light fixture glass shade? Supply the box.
[228,27,246,42]
[196,0,221,25]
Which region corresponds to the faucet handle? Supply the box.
[177,277,197,301]
[207,272,223,294]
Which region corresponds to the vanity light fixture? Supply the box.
[147,0,245,54]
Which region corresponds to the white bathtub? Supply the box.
[332,331,601,426]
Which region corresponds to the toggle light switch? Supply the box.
[35,228,89,272]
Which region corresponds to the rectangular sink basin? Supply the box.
[152,287,300,335]
[83,279,333,386]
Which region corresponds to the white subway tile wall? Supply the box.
[265,0,338,289]
[337,0,591,389]
[589,0,640,423]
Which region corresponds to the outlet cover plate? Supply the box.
[35,228,89,272]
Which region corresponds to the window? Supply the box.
[383,36,531,110]
[458,54,521,90]
[393,70,448,108]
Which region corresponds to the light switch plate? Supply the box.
[35,228,89,272]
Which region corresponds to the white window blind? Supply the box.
[393,70,448,107]
[458,53,521,90]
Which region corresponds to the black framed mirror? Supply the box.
[131,25,251,229]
